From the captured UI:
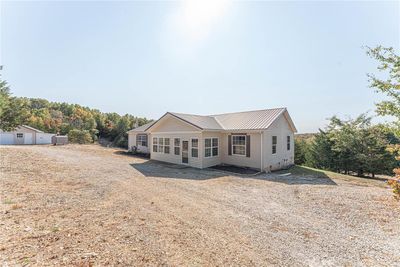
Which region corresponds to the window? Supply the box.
[164,138,170,154]
[191,138,198,158]
[205,138,218,157]
[153,137,158,152]
[272,136,277,154]
[136,134,147,147]
[16,133,23,138]
[232,135,246,156]
[159,138,164,153]
[287,136,290,151]
[174,138,180,155]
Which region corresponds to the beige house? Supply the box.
[128,108,297,172]
[0,125,55,145]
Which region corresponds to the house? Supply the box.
[128,108,297,172]
[0,125,55,145]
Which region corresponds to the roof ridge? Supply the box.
[209,107,286,117]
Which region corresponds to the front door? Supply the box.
[182,141,189,164]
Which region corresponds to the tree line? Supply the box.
[0,79,151,147]
[295,46,400,198]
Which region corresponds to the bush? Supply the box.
[68,129,93,144]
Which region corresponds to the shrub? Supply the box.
[68,129,93,144]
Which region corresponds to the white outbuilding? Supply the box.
[0,125,55,145]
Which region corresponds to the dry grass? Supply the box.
[1,144,399,266]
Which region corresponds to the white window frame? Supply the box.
[232,135,246,156]
[272,136,277,155]
[204,137,219,158]
[174,138,180,155]
[137,134,147,147]
[287,136,291,151]
[158,137,164,153]
[152,137,158,152]
[164,138,170,154]
[16,133,24,138]
[191,138,199,158]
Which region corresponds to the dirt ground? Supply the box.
[1,145,399,266]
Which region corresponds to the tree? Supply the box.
[366,46,400,120]
[0,77,29,131]
[367,46,400,198]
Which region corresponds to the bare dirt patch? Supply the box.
[1,145,399,266]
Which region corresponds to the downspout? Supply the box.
[260,131,263,172]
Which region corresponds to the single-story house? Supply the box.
[0,125,55,145]
[128,108,297,172]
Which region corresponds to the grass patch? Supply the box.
[277,166,386,187]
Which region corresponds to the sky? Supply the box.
[1,0,399,133]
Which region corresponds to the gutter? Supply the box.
[260,131,263,171]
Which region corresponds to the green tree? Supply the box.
[366,46,400,120]
[0,77,29,131]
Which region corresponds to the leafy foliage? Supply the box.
[296,115,398,177]
[0,74,150,146]
[0,78,29,131]
[366,46,400,120]
[367,46,400,199]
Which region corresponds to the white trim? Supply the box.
[232,135,246,156]
[174,137,181,156]
[272,135,277,155]
[190,137,199,158]
[204,137,219,158]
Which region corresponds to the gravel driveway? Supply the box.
[1,145,399,266]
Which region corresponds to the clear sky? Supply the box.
[1,0,399,133]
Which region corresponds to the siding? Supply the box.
[220,132,262,170]
[262,114,295,171]
[201,132,222,168]
[150,133,202,168]
[128,132,150,153]
[0,126,38,145]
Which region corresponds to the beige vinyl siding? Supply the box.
[149,114,200,132]
[150,133,202,168]
[201,132,222,168]
[220,132,262,170]
[262,114,295,171]
[128,132,150,153]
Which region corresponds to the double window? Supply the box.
[191,139,198,158]
[136,134,147,147]
[272,136,277,154]
[16,133,23,138]
[287,136,290,151]
[205,138,218,157]
[174,138,180,155]
[152,137,170,154]
[232,135,246,156]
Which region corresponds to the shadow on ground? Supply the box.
[130,161,338,185]
[130,160,226,180]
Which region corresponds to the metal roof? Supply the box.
[21,125,44,133]
[127,121,155,133]
[169,112,223,130]
[130,108,297,133]
[211,108,287,130]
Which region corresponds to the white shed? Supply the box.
[0,125,55,145]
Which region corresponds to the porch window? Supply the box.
[287,136,290,151]
[205,138,218,157]
[191,138,198,158]
[272,136,277,154]
[174,138,180,155]
[164,138,170,154]
[153,137,158,152]
[232,135,246,156]
[136,134,147,147]
[159,138,164,153]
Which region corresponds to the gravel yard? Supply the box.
[1,145,399,266]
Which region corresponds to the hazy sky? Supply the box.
[1,1,399,133]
